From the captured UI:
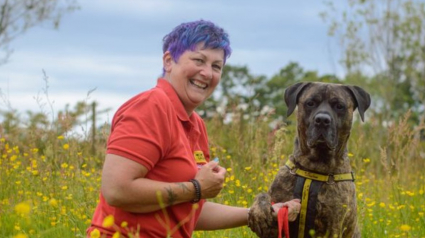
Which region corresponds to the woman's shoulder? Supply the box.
[110,88,174,123]
[123,87,171,109]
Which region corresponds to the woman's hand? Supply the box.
[194,161,226,199]
[272,199,301,221]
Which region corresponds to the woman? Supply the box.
[87,19,300,238]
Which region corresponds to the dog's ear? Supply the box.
[284,82,311,117]
[345,85,371,121]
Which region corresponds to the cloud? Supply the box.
[0,0,345,118]
[82,0,179,19]
[0,48,161,92]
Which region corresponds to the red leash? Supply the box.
[277,206,290,238]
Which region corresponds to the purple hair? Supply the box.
[162,20,232,74]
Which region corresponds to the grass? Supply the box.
[1,108,424,238]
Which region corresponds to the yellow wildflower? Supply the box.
[63,144,69,150]
[102,215,115,228]
[49,198,58,207]
[400,224,411,231]
[121,221,128,228]
[90,228,101,238]
[15,202,31,216]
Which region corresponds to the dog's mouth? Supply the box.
[307,132,336,150]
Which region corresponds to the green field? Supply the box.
[1,111,424,238]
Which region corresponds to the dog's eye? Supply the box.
[335,103,345,110]
[306,100,315,107]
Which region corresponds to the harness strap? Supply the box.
[285,160,355,183]
[286,159,354,238]
[298,178,311,238]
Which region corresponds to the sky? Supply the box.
[0,0,345,124]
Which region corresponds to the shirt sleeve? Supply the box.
[106,92,172,170]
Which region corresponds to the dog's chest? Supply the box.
[277,167,357,237]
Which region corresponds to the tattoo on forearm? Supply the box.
[166,186,177,206]
[177,182,190,193]
[165,183,190,206]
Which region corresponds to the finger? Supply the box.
[284,201,301,209]
[215,166,226,176]
[271,203,283,216]
[206,161,219,168]
[292,198,301,203]
[271,209,278,218]
[288,214,297,222]
[212,164,220,172]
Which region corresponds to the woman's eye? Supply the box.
[213,65,222,71]
[194,58,204,63]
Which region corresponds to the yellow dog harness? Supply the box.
[284,160,355,238]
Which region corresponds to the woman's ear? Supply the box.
[163,51,173,73]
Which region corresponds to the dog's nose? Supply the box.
[314,113,331,127]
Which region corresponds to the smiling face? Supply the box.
[163,43,224,115]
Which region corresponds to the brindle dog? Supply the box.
[248,82,371,238]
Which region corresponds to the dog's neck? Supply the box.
[292,136,352,174]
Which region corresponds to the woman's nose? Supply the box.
[200,65,213,80]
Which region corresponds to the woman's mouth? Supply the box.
[190,79,208,89]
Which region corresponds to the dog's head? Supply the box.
[284,82,371,161]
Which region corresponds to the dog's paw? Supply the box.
[248,193,278,238]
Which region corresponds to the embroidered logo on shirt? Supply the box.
[194,150,207,167]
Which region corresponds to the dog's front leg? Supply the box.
[248,193,279,238]
[269,166,297,203]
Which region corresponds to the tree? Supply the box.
[321,0,425,123]
[198,62,340,123]
[197,65,268,120]
[0,0,79,64]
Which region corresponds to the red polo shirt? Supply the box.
[87,79,210,238]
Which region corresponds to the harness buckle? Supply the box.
[285,164,297,175]
[326,174,336,185]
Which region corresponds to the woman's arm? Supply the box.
[195,199,301,230]
[101,154,226,213]
[101,154,193,213]
[195,202,249,230]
